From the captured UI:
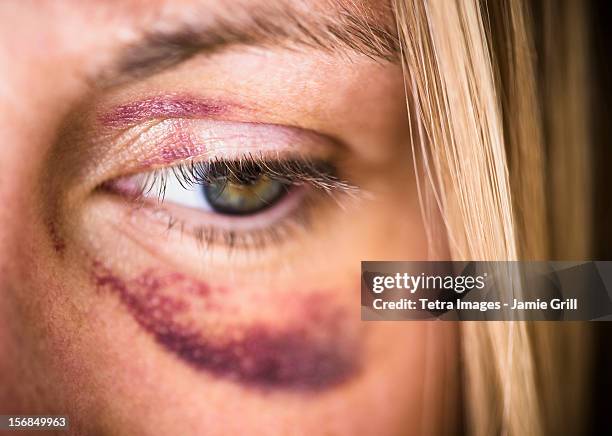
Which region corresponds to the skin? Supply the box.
[0,1,458,435]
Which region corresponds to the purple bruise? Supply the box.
[92,262,358,391]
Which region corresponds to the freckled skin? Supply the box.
[92,261,358,390]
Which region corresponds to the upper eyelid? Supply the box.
[98,116,345,176]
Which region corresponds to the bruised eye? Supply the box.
[204,175,288,215]
[112,156,356,228]
[103,155,358,249]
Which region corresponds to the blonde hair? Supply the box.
[392,0,592,434]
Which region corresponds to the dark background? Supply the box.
[591,0,611,434]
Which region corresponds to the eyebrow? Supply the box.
[100,1,400,86]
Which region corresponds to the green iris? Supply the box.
[203,175,288,215]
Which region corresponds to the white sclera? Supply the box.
[152,172,213,211]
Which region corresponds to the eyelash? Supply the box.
[139,153,356,201]
[109,153,358,252]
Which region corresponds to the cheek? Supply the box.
[47,219,67,255]
[91,260,361,391]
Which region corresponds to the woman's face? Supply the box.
[0,1,456,434]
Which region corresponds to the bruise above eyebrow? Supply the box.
[101,1,400,86]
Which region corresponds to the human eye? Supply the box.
[149,158,297,216]
[97,117,359,256]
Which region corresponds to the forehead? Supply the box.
[0,0,395,84]
[0,0,392,42]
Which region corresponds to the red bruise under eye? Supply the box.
[91,261,359,391]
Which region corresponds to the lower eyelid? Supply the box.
[107,186,314,255]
